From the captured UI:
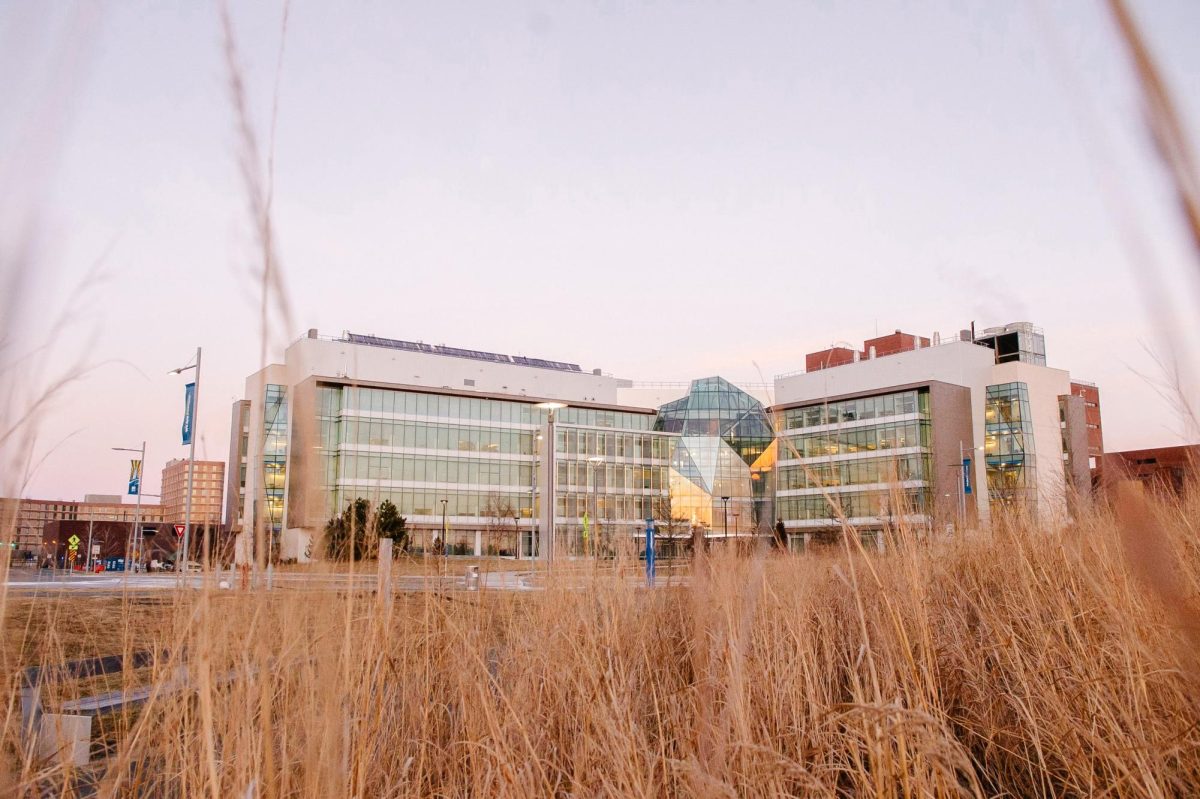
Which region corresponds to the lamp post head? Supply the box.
[534,401,566,410]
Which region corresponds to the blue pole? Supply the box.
[645,518,655,588]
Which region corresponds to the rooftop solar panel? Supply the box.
[343,332,581,372]
[346,333,433,353]
[512,356,583,372]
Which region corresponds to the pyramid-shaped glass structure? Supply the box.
[655,378,776,536]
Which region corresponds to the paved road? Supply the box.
[3,568,541,596]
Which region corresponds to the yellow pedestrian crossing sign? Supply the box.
[68,535,81,548]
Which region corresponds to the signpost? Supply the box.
[171,348,202,575]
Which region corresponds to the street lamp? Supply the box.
[720,496,730,541]
[170,347,201,572]
[112,442,146,573]
[534,402,566,564]
[440,498,448,556]
[528,432,543,560]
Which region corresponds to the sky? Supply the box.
[3,0,1199,502]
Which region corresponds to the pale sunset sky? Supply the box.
[2,1,1198,501]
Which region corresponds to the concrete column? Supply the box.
[473,530,482,557]
[539,416,556,561]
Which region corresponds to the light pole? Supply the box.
[528,432,542,560]
[720,495,730,541]
[112,442,146,573]
[170,348,201,572]
[85,506,94,572]
[534,402,566,564]
[440,498,448,556]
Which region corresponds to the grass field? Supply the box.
[2,484,1198,797]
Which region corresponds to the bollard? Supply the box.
[377,538,393,601]
[466,565,480,591]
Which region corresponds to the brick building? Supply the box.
[0,496,165,558]
[161,459,225,527]
[1100,445,1198,495]
[1069,381,1104,467]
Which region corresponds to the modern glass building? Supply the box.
[776,388,933,544]
[654,377,776,538]
[552,416,673,557]
[236,331,672,562]
[232,322,1095,562]
[306,383,670,557]
[773,323,1092,538]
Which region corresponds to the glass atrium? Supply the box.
[985,382,1038,515]
[654,377,776,537]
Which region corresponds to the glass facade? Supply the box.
[312,384,668,556]
[776,388,932,529]
[553,424,673,556]
[985,382,1037,515]
[262,385,288,549]
[654,377,776,535]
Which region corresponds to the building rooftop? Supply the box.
[339,331,585,373]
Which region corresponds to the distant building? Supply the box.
[1100,445,1198,495]
[225,400,251,533]
[161,459,225,529]
[41,519,179,566]
[231,330,672,563]
[772,323,1095,545]
[225,323,1104,563]
[0,497,165,556]
[1069,381,1104,468]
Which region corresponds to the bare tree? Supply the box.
[481,493,518,557]
[652,494,691,558]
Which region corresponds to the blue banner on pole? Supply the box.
[645,518,656,588]
[963,458,972,495]
[128,459,141,496]
[182,382,196,445]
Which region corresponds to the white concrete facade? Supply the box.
[774,339,1077,527]
[281,335,623,405]
[775,341,995,525]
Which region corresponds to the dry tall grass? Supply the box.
[2,490,1198,798]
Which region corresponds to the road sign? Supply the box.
[67,534,81,548]
[174,524,186,538]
